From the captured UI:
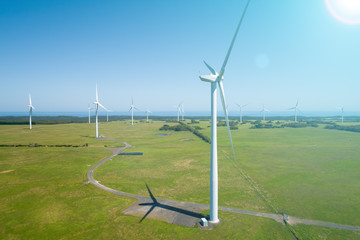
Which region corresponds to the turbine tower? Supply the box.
[289,101,300,122]
[93,84,108,138]
[236,103,248,123]
[199,0,251,224]
[27,94,35,130]
[129,98,139,126]
[145,110,152,122]
[261,104,269,121]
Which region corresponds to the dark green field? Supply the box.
[0,119,359,239]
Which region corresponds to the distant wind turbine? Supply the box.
[145,110,152,122]
[338,107,344,124]
[106,109,112,122]
[88,104,93,124]
[93,84,109,138]
[236,103,248,123]
[288,101,300,122]
[261,104,270,121]
[27,94,35,130]
[176,102,182,122]
[199,0,251,224]
[129,98,139,126]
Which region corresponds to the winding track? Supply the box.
[87,137,360,232]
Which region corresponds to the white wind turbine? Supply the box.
[129,98,139,126]
[88,104,93,124]
[27,94,35,130]
[236,103,248,123]
[145,110,152,122]
[288,101,300,122]
[261,104,270,121]
[176,102,182,122]
[199,0,251,224]
[338,106,344,124]
[93,84,109,138]
[106,109,112,122]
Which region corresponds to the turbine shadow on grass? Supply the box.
[138,184,204,223]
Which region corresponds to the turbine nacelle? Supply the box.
[199,61,223,83]
[199,74,218,83]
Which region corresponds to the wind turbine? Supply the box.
[93,84,109,138]
[261,104,270,121]
[176,102,182,122]
[27,94,35,130]
[199,0,251,224]
[129,98,139,125]
[338,107,344,124]
[106,109,112,122]
[288,101,300,122]
[236,103,248,123]
[88,104,93,124]
[145,110,152,122]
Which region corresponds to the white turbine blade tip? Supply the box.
[203,61,217,75]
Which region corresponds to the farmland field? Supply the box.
[0,120,359,239]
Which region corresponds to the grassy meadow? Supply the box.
[0,119,359,239]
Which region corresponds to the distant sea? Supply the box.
[1,111,359,117]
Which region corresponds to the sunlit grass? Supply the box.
[0,120,359,239]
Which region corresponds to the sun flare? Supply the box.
[325,0,360,24]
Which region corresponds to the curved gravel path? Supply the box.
[87,137,360,231]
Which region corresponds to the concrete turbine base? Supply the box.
[208,218,221,224]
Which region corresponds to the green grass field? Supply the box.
[0,120,359,239]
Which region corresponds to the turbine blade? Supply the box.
[218,80,236,161]
[98,103,108,111]
[203,61,216,75]
[219,0,251,78]
[29,94,32,105]
[96,84,99,102]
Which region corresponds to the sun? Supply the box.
[325,0,360,24]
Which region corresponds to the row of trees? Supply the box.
[159,123,211,144]
[325,124,360,133]
[249,121,319,129]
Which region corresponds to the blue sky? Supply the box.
[1,0,360,114]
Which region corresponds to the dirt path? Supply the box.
[87,137,360,231]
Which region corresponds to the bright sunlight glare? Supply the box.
[325,0,360,24]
